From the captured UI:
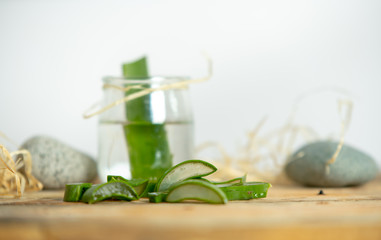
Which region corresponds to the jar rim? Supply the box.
[103,76,189,85]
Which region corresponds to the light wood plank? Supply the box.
[0,178,380,240]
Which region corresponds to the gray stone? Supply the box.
[21,135,97,189]
[285,141,379,187]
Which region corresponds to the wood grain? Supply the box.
[0,178,380,240]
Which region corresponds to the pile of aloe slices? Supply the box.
[63,160,271,204]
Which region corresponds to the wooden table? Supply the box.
[0,178,380,240]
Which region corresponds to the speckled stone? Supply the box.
[21,136,97,189]
[285,141,379,187]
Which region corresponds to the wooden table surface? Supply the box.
[0,178,380,240]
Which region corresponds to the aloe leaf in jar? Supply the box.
[97,57,194,181]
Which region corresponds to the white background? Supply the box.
[1,0,380,168]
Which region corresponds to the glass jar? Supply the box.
[97,76,194,182]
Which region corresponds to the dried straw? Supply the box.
[325,99,353,174]
[83,54,212,119]
[197,90,354,183]
[0,141,43,198]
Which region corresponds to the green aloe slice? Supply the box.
[107,175,148,197]
[218,182,271,201]
[147,191,168,203]
[156,159,217,192]
[166,179,227,204]
[63,183,92,202]
[81,181,138,204]
[141,179,157,198]
[206,174,247,185]
[107,175,126,182]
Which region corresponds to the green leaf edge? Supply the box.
[107,175,149,197]
[81,181,139,204]
[63,183,93,202]
[166,179,227,204]
[155,159,218,192]
[217,182,272,201]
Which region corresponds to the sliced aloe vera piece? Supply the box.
[195,178,213,183]
[107,175,148,197]
[81,181,138,204]
[148,191,168,203]
[166,179,227,204]
[218,182,271,201]
[107,175,126,182]
[63,183,92,202]
[141,179,157,198]
[156,159,217,192]
[207,174,247,185]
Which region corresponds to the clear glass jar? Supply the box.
[97,76,194,182]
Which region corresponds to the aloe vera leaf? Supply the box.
[63,183,92,202]
[166,179,227,204]
[81,181,138,204]
[122,56,150,122]
[124,123,172,179]
[155,159,217,192]
[122,57,172,179]
[107,175,148,197]
[148,191,168,203]
[218,182,271,201]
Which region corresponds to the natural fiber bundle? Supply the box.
[196,94,353,184]
[0,144,43,198]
